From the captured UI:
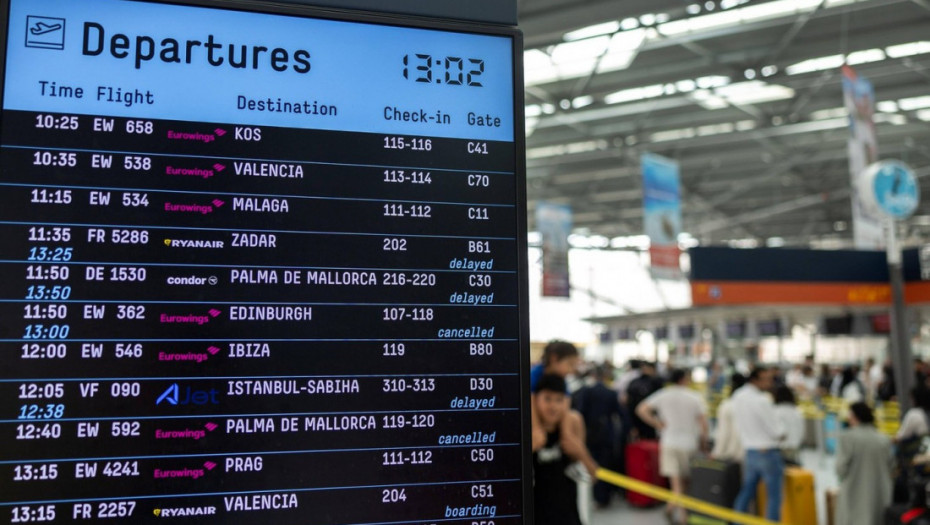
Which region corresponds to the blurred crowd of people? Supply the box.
[531,341,930,525]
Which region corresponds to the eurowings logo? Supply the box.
[156,384,180,405]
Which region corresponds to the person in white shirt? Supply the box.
[711,373,746,462]
[859,357,883,402]
[785,364,804,392]
[773,385,804,464]
[731,367,786,522]
[636,369,708,524]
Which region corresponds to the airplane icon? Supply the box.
[25,16,66,50]
[30,22,62,35]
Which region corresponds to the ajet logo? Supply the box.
[156,384,219,406]
[26,15,65,50]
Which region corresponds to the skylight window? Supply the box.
[563,21,621,41]
[785,54,844,75]
[899,96,930,111]
[886,41,930,58]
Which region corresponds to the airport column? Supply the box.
[863,161,921,414]
[888,220,914,413]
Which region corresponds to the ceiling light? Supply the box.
[690,90,728,109]
[846,48,885,66]
[572,95,594,109]
[716,81,795,105]
[735,120,757,131]
[899,95,930,111]
[656,13,671,23]
[604,84,664,104]
[761,65,778,77]
[525,105,542,118]
[876,101,899,113]
[696,122,735,136]
[785,54,844,75]
[917,109,930,122]
[651,128,697,142]
[886,41,930,58]
[874,113,907,126]
[541,103,556,114]
[695,75,731,88]
[686,4,702,14]
[741,0,817,22]
[744,69,757,79]
[698,96,728,110]
[563,21,621,41]
[810,107,846,120]
[620,17,640,30]
[766,237,786,248]
[676,79,697,92]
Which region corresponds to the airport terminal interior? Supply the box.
[518,0,930,524]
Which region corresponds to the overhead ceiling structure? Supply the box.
[518,0,930,248]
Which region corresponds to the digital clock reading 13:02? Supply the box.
[403,54,485,86]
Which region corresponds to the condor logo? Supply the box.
[156,384,219,406]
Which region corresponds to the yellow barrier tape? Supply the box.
[596,468,779,525]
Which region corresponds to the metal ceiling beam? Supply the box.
[761,0,828,66]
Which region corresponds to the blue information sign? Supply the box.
[867,160,920,220]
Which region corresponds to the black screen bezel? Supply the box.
[0,0,532,521]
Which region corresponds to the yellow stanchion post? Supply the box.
[595,468,780,525]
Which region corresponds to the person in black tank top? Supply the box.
[533,374,582,525]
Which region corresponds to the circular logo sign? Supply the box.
[864,160,919,219]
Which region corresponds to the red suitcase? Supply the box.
[625,440,666,507]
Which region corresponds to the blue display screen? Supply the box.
[4,0,515,140]
[0,0,526,523]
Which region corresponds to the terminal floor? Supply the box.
[588,449,838,525]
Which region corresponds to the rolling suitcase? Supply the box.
[823,413,839,454]
[757,467,817,524]
[885,505,930,524]
[686,457,740,525]
[625,440,664,507]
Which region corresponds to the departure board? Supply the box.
[0,0,529,523]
